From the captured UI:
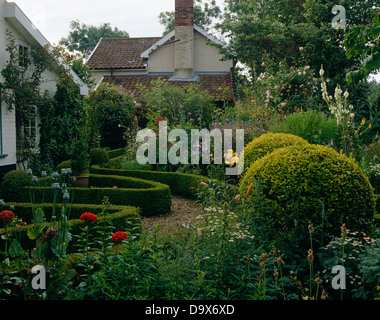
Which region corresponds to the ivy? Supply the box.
[0,31,86,170]
[0,31,51,167]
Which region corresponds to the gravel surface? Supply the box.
[141,196,201,235]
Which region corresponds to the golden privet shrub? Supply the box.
[239,144,376,237]
[242,133,309,174]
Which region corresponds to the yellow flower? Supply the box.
[368,123,372,129]
[224,149,239,167]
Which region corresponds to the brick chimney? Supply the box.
[173,0,195,80]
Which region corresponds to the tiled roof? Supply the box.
[102,73,235,101]
[87,37,161,69]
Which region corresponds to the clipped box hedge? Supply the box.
[107,148,126,159]
[10,174,171,216]
[0,203,141,253]
[90,165,213,198]
[375,194,380,227]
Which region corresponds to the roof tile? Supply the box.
[87,37,161,69]
[102,73,235,101]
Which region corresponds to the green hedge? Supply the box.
[90,165,213,198]
[107,148,126,160]
[0,203,141,253]
[375,194,380,227]
[9,174,171,216]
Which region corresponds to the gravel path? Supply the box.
[141,196,201,235]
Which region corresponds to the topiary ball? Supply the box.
[89,148,110,166]
[242,133,309,174]
[239,144,375,238]
[56,160,71,172]
[0,170,32,201]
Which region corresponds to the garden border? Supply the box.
[0,203,141,253]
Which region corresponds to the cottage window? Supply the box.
[19,45,29,68]
[23,106,37,146]
[0,93,7,158]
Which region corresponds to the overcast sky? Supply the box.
[12,0,225,45]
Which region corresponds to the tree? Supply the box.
[215,0,378,83]
[159,0,222,35]
[344,11,380,84]
[60,20,129,56]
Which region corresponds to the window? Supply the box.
[0,94,7,157]
[19,45,29,68]
[24,106,37,146]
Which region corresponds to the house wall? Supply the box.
[148,29,233,74]
[0,0,60,174]
[0,0,17,170]
[193,31,233,73]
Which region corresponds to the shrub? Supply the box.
[90,165,232,198]
[86,83,137,149]
[272,110,339,145]
[0,170,31,200]
[256,63,321,113]
[239,144,375,239]
[142,78,216,129]
[107,148,126,160]
[10,174,171,216]
[56,160,71,172]
[242,133,309,173]
[90,148,109,166]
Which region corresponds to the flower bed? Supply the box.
[0,203,140,253]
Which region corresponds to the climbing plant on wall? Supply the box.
[0,31,51,168]
[0,31,87,171]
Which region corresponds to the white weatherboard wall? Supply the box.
[0,0,17,168]
[0,0,88,174]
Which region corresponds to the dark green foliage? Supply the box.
[61,20,130,55]
[272,110,339,145]
[85,83,137,149]
[89,148,109,166]
[106,148,126,160]
[90,165,225,198]
[240,144,376,239]
[70,137,90,176]
[6,174,171,216]
[55,160,71,172]
[0,170,32,200]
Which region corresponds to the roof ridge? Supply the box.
[102,36,162,40]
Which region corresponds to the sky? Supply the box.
[12,0,226,45]
[9,0,380,82]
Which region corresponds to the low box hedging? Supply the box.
[107,148,126,159]
[90,165,211,198]
[375,194,380,227]
[0,203,141,253]
[11,174,171,216]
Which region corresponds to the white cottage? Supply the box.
[0,0,88,177]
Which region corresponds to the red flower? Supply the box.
[80,212,98,223]
[0,210,15,222]
[160,116,164,121]
[112,231,128,243]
